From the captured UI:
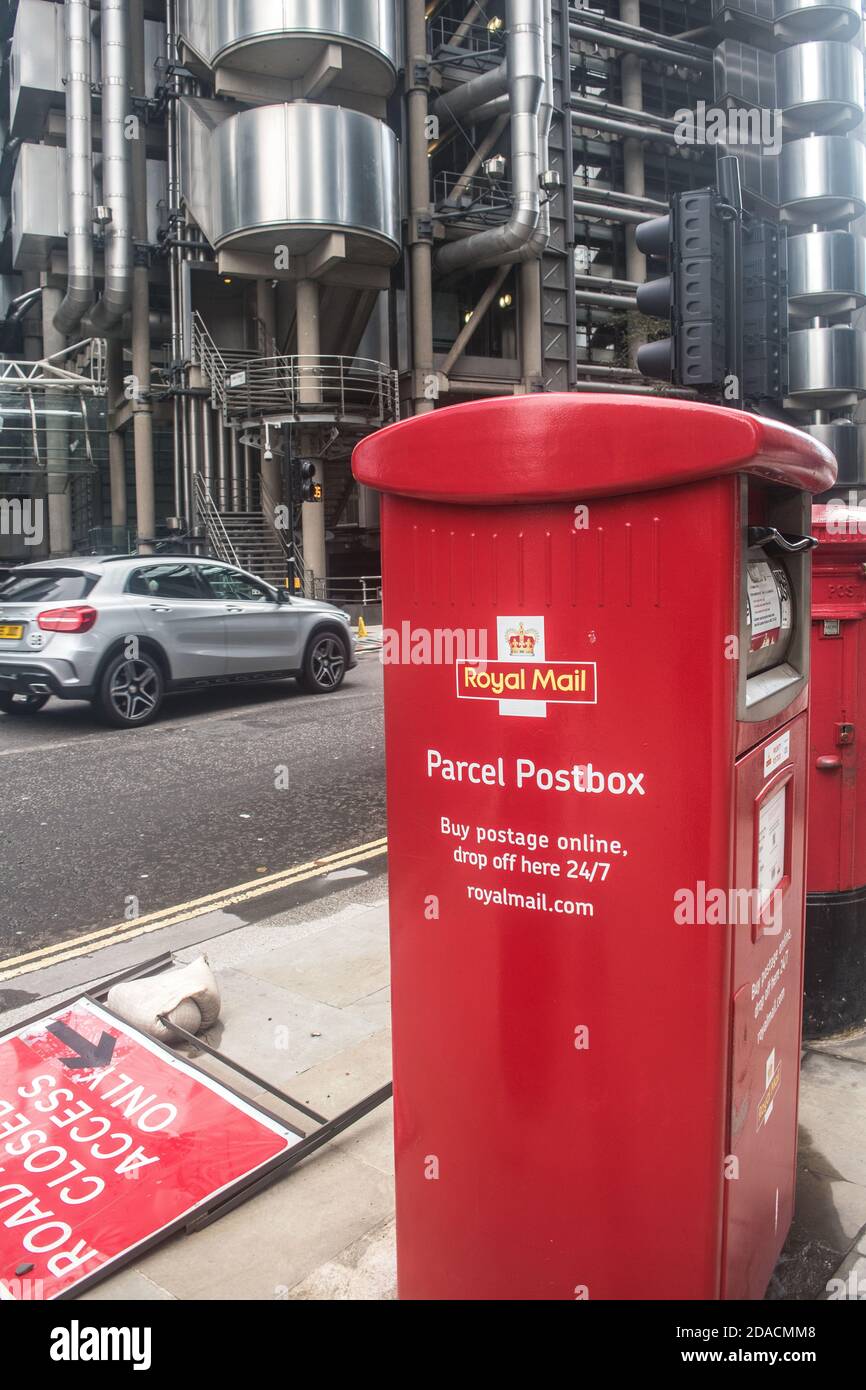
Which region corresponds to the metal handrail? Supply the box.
[194,472,239,568]
[192,313,399,427]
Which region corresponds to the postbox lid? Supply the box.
[353,394,836,503]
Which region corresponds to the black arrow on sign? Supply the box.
[47,1020,117,1070]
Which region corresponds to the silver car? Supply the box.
[0,556,356,728]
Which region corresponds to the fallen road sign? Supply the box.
[0,998,299,1299]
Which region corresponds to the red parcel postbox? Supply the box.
[353,395,835,1301]
[805,502,866,1036]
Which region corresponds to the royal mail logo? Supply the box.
[505,622,539,657]
[456,660,598,704]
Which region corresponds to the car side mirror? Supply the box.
[274,587,289,604]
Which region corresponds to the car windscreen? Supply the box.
[0,570,98,603]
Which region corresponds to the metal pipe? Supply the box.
[165,0,185,517]
[406,0,435,413]
[90,0,133,330]
[436,0,546,274]
[573,199,653,224]
[570,93,679,134]
[619,0,646,291]
[54,0,94,336]
[42,286,73,554]
[568,18,712,71]
[441,265,510,375]
[573,185,667,214]
[129,0,154,552]
[453,1,485,46]
[572,378,698,397]
[574,288,638,309]
[574,362,643,376]
[575,273,639,293]
[520,258,543,380]
[200,400,213,492]
[215,408,228,509]
[243,440,253,512]
[433,62,508,122]
[570,109,678,146]
[5,286,43,322]
[462,92,509,123]
[106,339,128,529]
[228,427,241,511]
[297,278,327,586]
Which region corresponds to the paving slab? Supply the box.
[798,1050,866,1188]
[252,1029,394,1176]
[286,1219,397,1300]
[133,1146,393,1301]
[78,1270,176,1302]
[174,965,380,1099]
[235,904,389,1008]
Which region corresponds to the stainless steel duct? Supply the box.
[788,231,866,317]
[788,325,866,408]
[776,42,865,136]
[54,0,94,336]
[780,136,866,226]
[433,62,508,123]
[90,0,133,331]
[803,418,860,486]
[435,0,545,274]
[774,0,862,43]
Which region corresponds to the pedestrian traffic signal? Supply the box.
[294,458,321,503]
[635,188,728,389]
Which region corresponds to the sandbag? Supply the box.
[107,956,221,1043]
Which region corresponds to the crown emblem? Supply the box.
[506,623,538,656]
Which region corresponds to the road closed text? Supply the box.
[426,749,646,797]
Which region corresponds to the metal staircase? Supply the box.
[214,511,290,586]
[195,473,302,589]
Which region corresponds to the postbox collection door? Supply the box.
[808,615,865,895]
[724,712,808,1300]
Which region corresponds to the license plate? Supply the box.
[0,625,23,640]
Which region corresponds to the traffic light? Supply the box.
[742,219,788,403]
[635,188,728,389]
[294,458,322,503]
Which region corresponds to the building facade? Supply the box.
[0,0,863,592]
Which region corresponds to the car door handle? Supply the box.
[149,605,173,613]
[224,606,245,613]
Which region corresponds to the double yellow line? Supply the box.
[0,837,388,984]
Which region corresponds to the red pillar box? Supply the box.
[353,395,835,1301]
[805,502,866,1036]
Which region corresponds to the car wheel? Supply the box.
[96,652,164,728]
[298,632,347,694]
[0,691,50,715]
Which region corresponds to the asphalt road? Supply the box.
[0,657,386,958]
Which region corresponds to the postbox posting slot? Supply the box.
[739,484,812,724]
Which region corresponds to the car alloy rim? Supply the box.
[311,636,345,688]
[109,659,160,721]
